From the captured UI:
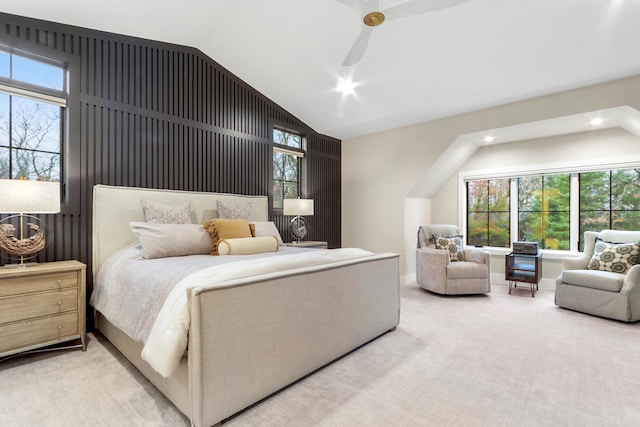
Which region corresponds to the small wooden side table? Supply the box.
[505,252,541,297]
[0,260,86,359]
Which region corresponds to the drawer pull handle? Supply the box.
[57,301,63,306]
[57,325,62,330]
[57,280,62,285]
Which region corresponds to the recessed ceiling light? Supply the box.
[336,77,356,96]
[483,135,495,143]
[590,118,604,126]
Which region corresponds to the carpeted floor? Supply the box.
[1,282,639,427]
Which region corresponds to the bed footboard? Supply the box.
[188,253,400,427]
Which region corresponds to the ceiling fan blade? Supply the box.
[342,25,374,67]
[335,0,380,15]
[384,0,471,21]
[335,0,365,14]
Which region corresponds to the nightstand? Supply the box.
[285,241,328,249]
[0,260,86,358]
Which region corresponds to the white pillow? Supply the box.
[251,221,285,246]
[217,236,279,256]
[130,222,211,259]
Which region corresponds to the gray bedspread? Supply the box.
[90,244,310,344]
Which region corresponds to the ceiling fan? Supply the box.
[337,0,471,66]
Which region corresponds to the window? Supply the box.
[467,178,510,247]
[465,166,639,252]
[518,174,570,250]
[0,48,66,182]
[272,128,304,209]
[579,168,640,249]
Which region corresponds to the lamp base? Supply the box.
[289,216,308,243]
[0,214,47,262]
[3,261,39,269]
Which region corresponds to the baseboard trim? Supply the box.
[405,272,555,290]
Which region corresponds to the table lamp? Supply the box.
[283,198,314,243]
[0,179,61,267]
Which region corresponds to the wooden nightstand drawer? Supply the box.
[0,261,86,358]
[0,312,79,355]
[0,289,78,324]
[0,271,77,298]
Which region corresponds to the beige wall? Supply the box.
[342,74,640,280]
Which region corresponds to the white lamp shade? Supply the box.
[0,179,61,214]
[283,198,314,216]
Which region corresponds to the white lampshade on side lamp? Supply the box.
[283,198,314,243]
[0,179,61,267]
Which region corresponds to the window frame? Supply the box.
[466,178,511,247]
[271,124,306,213]
[0,45,68,202]
[458,157,640,257]
[516,173,571,251]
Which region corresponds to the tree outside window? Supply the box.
[0,95,61,181]
[0,49,65,182]
[466,168,640,252]
[579,169,640,249]
[272,129,303,209]
[518,174,570,250]
[467,178,510,247]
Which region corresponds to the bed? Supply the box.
[91,184,400,427]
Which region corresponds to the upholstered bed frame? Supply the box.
[92,185,400,427]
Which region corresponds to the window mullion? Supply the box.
[273,145,304,158]
[0,83,66,107]
[510,178,518,246]
[570,173,579,252]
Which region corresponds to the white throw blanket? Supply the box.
[141,248,374,377]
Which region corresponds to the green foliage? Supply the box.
[469,169,640,251]
[516,174,570,249]
[578,169,640,249]
[467,179,510,247]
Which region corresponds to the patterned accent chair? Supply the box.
[416,224,491,295]
[555,229,640,322]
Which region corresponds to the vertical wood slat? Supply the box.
[0,12,342,326]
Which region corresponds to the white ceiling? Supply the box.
[2,0,640,140]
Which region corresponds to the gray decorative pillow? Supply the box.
[588,238,640,274]
[130,222,212,259]
[217,200,252,220]
[141,199,191,224]
[251,221,284,246]
[433,234,465,262]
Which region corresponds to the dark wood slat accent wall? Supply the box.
[0,13,341,324]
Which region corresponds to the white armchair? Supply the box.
[416,225,491,295]
[555,229,640,322]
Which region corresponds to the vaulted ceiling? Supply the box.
[2,0,640,140]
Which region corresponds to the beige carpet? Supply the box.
[2,283,639,427]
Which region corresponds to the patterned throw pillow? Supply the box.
[433,235,465,262]
[588,238,640,274]
[141,199,191,224]
[216,200,253,220]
